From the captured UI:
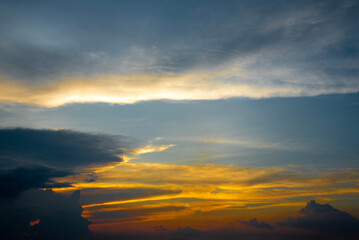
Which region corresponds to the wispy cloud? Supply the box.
[51,162,359,226]
[198,137,283,149]
[125,144,175,155]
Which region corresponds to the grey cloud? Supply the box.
[240,218,274,229]
[0,165,72,199]
[278,200,359,234]
[0,128,126,168]
[0,0,358,96]
[0,128,130,198]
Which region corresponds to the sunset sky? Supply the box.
[1,1,359,239]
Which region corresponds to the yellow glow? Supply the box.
[125,144,175,155]
[50,161,359,229]
[0,70,299,107]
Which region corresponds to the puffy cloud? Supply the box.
[0,189,91,240]
[278,200,359,234]
[240,218,274,229]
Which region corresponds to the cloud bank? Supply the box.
[0,189,91,240]
[0,165,71,199]
[0,128,126,168]
[278,200,359,234]
[0,128,130,198]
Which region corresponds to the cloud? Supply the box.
[198,137,283,149]
[76,187,185,225]
[0,73,299,107]
[240,218,274,229]
[0,128,133,198]
[0,165,72,199]
[0,1,358,107]
[91,205,186,224]
[0,128,127,168]
[78,162,359,188]
[78,187,182,206]
[58,161,359,228]
[278,200,359,234]
[172,226,202,238]
[125,144,175,155]
[0,189,91,240]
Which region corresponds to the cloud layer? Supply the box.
[0,73,299,107]
[0,0,358,106]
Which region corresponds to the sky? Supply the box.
[0,0,359,239]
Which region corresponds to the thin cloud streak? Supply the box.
[198,137,284,149]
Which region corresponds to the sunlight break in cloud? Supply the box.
[125,144,176,155]
[0,71,300,107]
[2,60,359,107]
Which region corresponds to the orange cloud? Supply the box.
[51,162,359,229]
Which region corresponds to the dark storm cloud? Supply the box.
[240,218,274,229]
[0,128,125,168]
[0,0,358,93]
[0,189,91,240]
[0,165,72,199]
[278,200,359,234]
[0,128,129,198]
